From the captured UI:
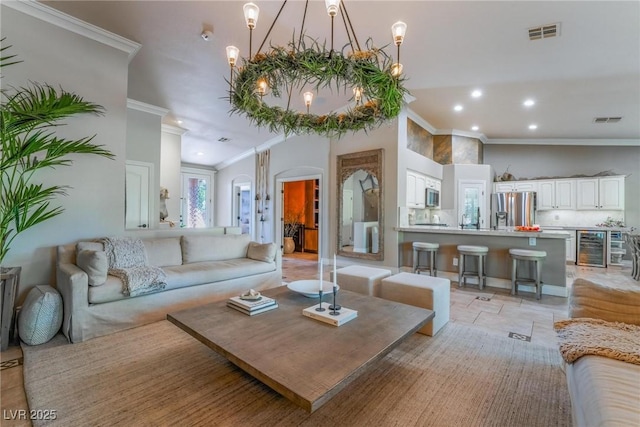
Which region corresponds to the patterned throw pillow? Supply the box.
[19,285,63,346]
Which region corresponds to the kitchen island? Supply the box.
[396,226,572,296]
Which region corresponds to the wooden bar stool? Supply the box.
[457,245,489,289]
[509,248,547,299]
[412,242,439,276]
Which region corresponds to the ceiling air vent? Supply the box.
[593,117,623,124]
[217,137,230,142]
[528,23,560,40]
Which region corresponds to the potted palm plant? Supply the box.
[0,41,114,348]
[1,40,114,267]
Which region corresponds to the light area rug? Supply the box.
[22,320,571,427]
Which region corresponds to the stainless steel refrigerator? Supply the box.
[491,192,537,229]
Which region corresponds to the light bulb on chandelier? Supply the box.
[303,91,314,114]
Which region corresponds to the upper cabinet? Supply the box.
[407,170,441,209]
[537,179,575,210]
[407,170,427,209]
[576,176,625,210]
[494,180,538,193]
[406,170,426,209]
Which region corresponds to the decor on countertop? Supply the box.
[0,41,114,266]
[159,187,169,220]
[225,1,409,137]
[595,216,625,228]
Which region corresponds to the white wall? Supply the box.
[271,135,330,254]
[1,4,131,299]
[126,107,162,228]
[160,129,182,223]
[215,154,255,230]
[331,121,400,268]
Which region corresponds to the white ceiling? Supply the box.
[42,1,640,168]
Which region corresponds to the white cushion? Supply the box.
[413,242,439,250]
[143,237,182,267]
[19,285,63,345]
[509,248,547,258]
[181,234,251,264]
[247,242,277,263]
[381,272,451,336]
[336,265,392,296]
[457,245,489,254]
[76,250,108,286]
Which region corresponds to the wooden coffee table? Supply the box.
[167,286,434,412]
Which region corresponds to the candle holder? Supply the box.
[315,290,326,312]
[329,285,341,315]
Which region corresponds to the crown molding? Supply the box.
[126,99,169,116]
[161,124,188,136]
[485,138,640,146]
[213,134,287,171]
[434,128,489,144]
[3,0,141,62]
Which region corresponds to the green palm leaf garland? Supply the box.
[229,37,409,138]
[0,39,114,265]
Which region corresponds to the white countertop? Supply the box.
[396,226,572,239]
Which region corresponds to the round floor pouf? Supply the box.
[19,285,63,345]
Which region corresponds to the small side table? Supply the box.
[1,267,21,351]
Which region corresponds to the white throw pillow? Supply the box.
[143,237,182,267]
[77,249,108,286]
[247,242,277,263]
[19,285,63,345]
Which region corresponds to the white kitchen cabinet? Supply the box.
[493,180,538,193]
[406,170,426,208]
[576,176,624,210]
[537,180,575,210]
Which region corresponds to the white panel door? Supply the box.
[125,162,151,229]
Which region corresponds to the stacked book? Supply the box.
[227,295,278,316]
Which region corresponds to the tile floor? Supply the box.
[1,255,638,425]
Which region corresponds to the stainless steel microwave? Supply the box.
[426,187,440,207]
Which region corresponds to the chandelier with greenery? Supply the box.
[225,0,409,138]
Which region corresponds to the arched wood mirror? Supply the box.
[337,149,384,261]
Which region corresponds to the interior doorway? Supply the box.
[282,178,319,260]
[232,181,252,235]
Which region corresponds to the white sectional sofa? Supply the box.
[563,279,640,427]
[57,232,282,343]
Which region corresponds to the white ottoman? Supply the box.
[335,265,392,297]
[381,272,450,336]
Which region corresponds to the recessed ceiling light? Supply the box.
[528,124,538,130]
[523,99,535,107]
[471,90,482,98]
[177,120,183,124]
[454,105,463,112]
[471,125,479,131]
[197,152,204,156]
